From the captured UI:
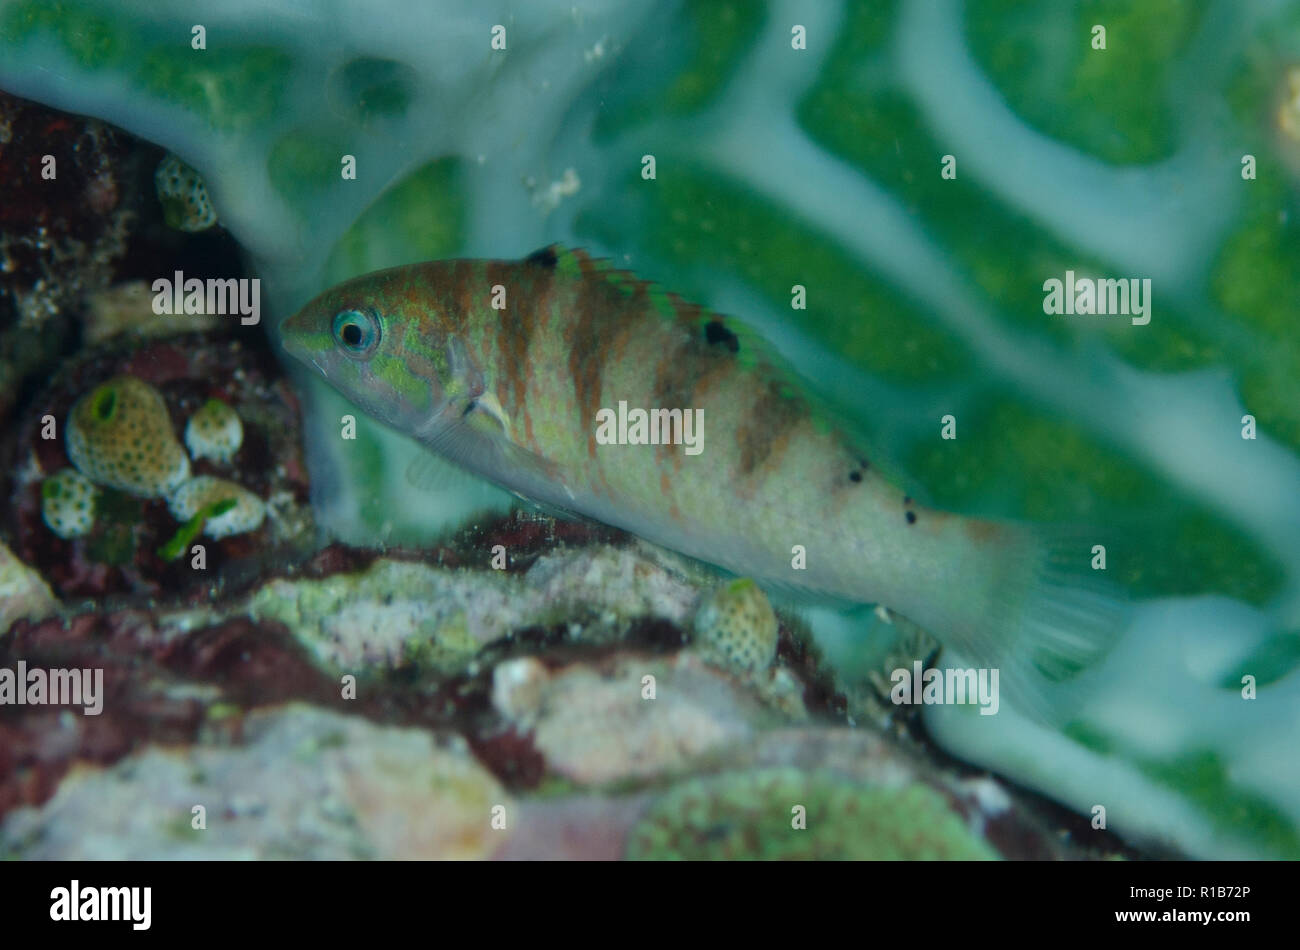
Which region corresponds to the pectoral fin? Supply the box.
[418,396,569,504]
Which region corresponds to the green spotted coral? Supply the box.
[155,153,216,232]
[167,475,265,539]
[66,376,191,497]
[40,468,98,539]
[627,768,998,861]
[692,577,778,673]
[185,398,243,463]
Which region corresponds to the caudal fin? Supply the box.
[914,522,1130,726]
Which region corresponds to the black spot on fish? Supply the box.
[906,511,917,525]
[704,319,739,353]
[525,245,558,269]
[849,471,862,483]
[903,495,912,506]
[462,400,476,418]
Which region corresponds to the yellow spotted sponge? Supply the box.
[66,376,191,497]
[185,399,243,463]
[168,476,265,539]
[693,578,779,673]
[41,468,99,539]
[155,154,217,232]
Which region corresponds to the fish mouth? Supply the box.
[280,336,328,378]
[278,317,310,362]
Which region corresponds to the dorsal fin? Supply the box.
[527,245,733,335]
[529,243,841,394]
[520,244,903,481]
[531,244,657,296]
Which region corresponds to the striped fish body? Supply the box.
[281,245,1121,717]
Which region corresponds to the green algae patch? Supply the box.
[1143,750,1300,860]
[1,0,128,69]
[660,0,765,115]
[247,559,490,675]
[1216,631,1300,690]
[1210,176,1300,454]
[324,157,465,283]
[593,0,767,140]
[398,612,481,677]
[138,44,292,131]
[1223,7,1300,126]
[1068,722,1300,860]
[267,127,352,211]
[2,1,290,130]
[1065,724,1300,859]
[163,814,205,842]
[157,497,236,561]
[352,425,394,536]
[796,82,1095,345]
[1212,178,1300,340]
[904,393,1285,604]
[627,768,998,860]
[1100,313,1224,373]
[964,0,1207,165]
[583,167,971,385]
[328,56,417,125]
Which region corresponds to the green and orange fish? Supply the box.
[281,245,1124,719]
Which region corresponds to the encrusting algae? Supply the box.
[626,768,999,860]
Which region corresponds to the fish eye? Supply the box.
[332,309,380,356]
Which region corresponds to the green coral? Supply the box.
[628,769,998,860]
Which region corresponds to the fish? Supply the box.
[280,245,1125,720]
